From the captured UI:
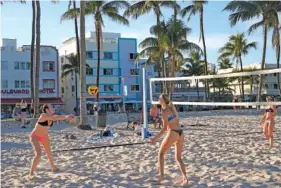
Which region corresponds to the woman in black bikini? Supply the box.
[150,94,188,186]
[28,104,74,180]
[20,99,28,128]
[260,96,277,147]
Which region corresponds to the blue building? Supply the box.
[59,32,154,113]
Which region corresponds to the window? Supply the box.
[274,84,278,89]
[14,61,20,70]
[43,79,55,89]
[43,61,54,71]
[1,61,8,70]
[14,80,20,88]
[131,85,139,91]
[21,80,26,88]
[104,84,114,92]
[103,69,113,75]
[61,87,64,94]
[61,57,64,64]
[26,62,31,70]
[130,69,139,76]
[86,51,93,59]
[72,85,75,92]
[20,62,25,70]
[104,52,113,60]
[265,84,268,89]
[26,81,30,88]
[86,68,93,75]
[129,53,137,60]
[1,80,8,88]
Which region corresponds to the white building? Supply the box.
[217,63,281,98]
[1,38,64,114]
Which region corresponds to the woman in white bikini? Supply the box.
[150,94,188,186]
[260,96,277,147]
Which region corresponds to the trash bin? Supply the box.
[96,109,107,127]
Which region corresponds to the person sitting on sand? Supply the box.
[260,96,277,148]
[100,126,114,137]
[150,105,163,129]
[132,121,142,136]
[28,104,74,180]
[12,103,22,122]
[150,94,188,186]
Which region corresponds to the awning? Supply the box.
[86,95,122,99]
[1,98,65,105]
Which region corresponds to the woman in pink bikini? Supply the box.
[260,96,277,147]
[28,104,74,180]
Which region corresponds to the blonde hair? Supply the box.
[161,93,175,111]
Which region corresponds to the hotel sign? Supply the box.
[1,88,55,94]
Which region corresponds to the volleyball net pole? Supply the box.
[142,67,149,139]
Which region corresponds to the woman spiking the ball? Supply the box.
[150,94,188,186]
[28,104,75,180]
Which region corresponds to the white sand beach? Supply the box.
[1,110,281,187]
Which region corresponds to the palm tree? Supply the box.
[34,0,41,117]
[61,0,81,111]
[124,0,180,90]
[223,1,281,102]
[78,0,90,130]
[181,51,205,99]
[61,1,130,103]
[139,19,200,97]
[218,58,232,69]
[243,67,260,97]
[61,54,91,116]
[218,33,257,101]
[61,0,80,76]
[181,0,209,99]
[30,0,35,117]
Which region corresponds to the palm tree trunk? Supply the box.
[239,55,245,101]
[200,7,209,101]
[73,1,80,67]
[96,23,101,103]
[75,72,78,115]
[78,0,89,128]
[73,0,80,111]
[257,25,268,103]
[276,29,281,96]
[34,0,40,118]
[30,0,36,117]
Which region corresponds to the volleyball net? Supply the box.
[149,68,281,108]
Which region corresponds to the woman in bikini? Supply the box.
[20,99,28,128]
[150,94,188,186]
[260,96,277,147]
[28,104,74,180]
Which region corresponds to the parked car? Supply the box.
[1,113,6,119]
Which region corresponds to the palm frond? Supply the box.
[105,11,129,26]
[61,8,80,22]
[139,37,158,49]
[248,20,264,35]
[61,69,74,78]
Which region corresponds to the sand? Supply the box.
[1,110,281,187]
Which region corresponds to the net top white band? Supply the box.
[150,68,281,82]
[151,101,281,106]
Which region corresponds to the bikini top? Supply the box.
[265,108,274,113]
[164,108,177,122]
[38,120,53,127]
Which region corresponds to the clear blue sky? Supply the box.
[0,1,277,68]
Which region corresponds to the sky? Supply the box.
[0,0,278,68]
